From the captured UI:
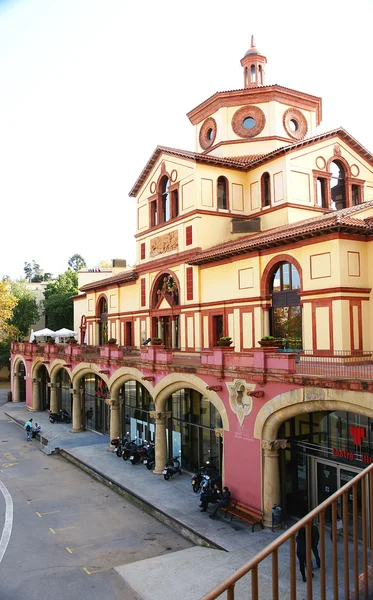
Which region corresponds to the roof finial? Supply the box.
[251,35,256,49]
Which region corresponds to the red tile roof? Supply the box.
[188,201,373,265]
[79,270,138,292]
[129,128,373,197]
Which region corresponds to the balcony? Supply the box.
[10,343,373,390]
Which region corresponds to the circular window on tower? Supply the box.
[199,117,217,150]
[283,108,308,140]
[231,105,266,138]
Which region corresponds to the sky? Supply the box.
[1,0,373,280]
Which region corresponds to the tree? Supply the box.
[43,270,78,330]
[10,281,40,338]
[68,254,86,272]
[0,281,19,339]
[23,260,53,282]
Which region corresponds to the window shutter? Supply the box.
[140,243,145,260]
[141,278,146,307]
[186,267,193,301]
[185,225,193,246]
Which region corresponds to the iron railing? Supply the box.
[201,462,373,600]
[296,350,373,381]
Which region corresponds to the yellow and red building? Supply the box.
[11,39,373,527]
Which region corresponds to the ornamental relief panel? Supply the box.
[226,379,256,427]
[150,230,179,257]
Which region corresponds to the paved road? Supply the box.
[0,382,192,600]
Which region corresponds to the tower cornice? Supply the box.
[187,85,322,126]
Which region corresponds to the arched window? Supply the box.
[217,176,228,210]
[330,161,346,210]
[251,64,256,83]
[98,297,108,346]
[161,177,170,222]
[270,262,302,349]
[261,172,271,207]
[245,67,249,87]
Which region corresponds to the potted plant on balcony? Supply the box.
[258,336,277,347]
[46,337,55,344]
[217,336,233,347]
[68,336,78,344]
[106,338,117,346]
[151,337,163,346]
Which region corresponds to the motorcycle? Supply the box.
[143,444,155,470]
[111,435,129,457]
[191,461,219,493]
[121,439,139,461]
[163,456,182,480]
[129,441,151,465]
[49,409,71,424]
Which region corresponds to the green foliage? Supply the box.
[107,338,117,344]
[151,337,162,342]
[68,254,87,272]
[10,281,40,338]
[23,260,52,282]
[261,336,275,340]
[43,270,78,330]
[219,336,232,342]
[0,339,11,368]
[0,281,19,339]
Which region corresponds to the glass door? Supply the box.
[314,459,366,541]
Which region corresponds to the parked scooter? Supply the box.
[129,441,151,465]
[111,434,129,456]
[49,409,71,424]
[121,439,139,461]
[163,456,182,480]
[143,444,155,470]
[191,461,220,493]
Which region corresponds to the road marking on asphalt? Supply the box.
[1,463,19,468]
[66,544,94,554]
[36,510,60,517]
[3,453,17,460]
[0,480,13,564]
[83,566,113,575]
[49,526,77,534]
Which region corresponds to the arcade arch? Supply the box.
[12,357,26,402]
[254,388,373,527]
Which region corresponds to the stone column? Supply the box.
[32,378,41,411]
[149,411,171,475]
[262,307,270,338]
[49,383,59,414]
[262,439,287,527]
[171,317,177,348]
[13,373,20,403]
[157,318,162,338]
[72,388,82,433]
[106,397,120,447]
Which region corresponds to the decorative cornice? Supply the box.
[186,85,322,126]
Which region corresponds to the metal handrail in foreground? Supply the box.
[201,462,373,600]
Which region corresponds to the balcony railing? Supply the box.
[296,350,373,381]
[201,462,373,600]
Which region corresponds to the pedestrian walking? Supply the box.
[24,418,33,441]
[296,527,315,583]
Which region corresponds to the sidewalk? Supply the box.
[3,399,364,600]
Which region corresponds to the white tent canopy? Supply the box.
[32,328,56,339]
[54,328,77,343]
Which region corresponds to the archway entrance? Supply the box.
[38,365,50,410]
[279,409,372,538]
[56,369,72,416]
[165,388,223,473]
[18,362,26,402]
[81,374,109,434]
[119,380,155,443]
